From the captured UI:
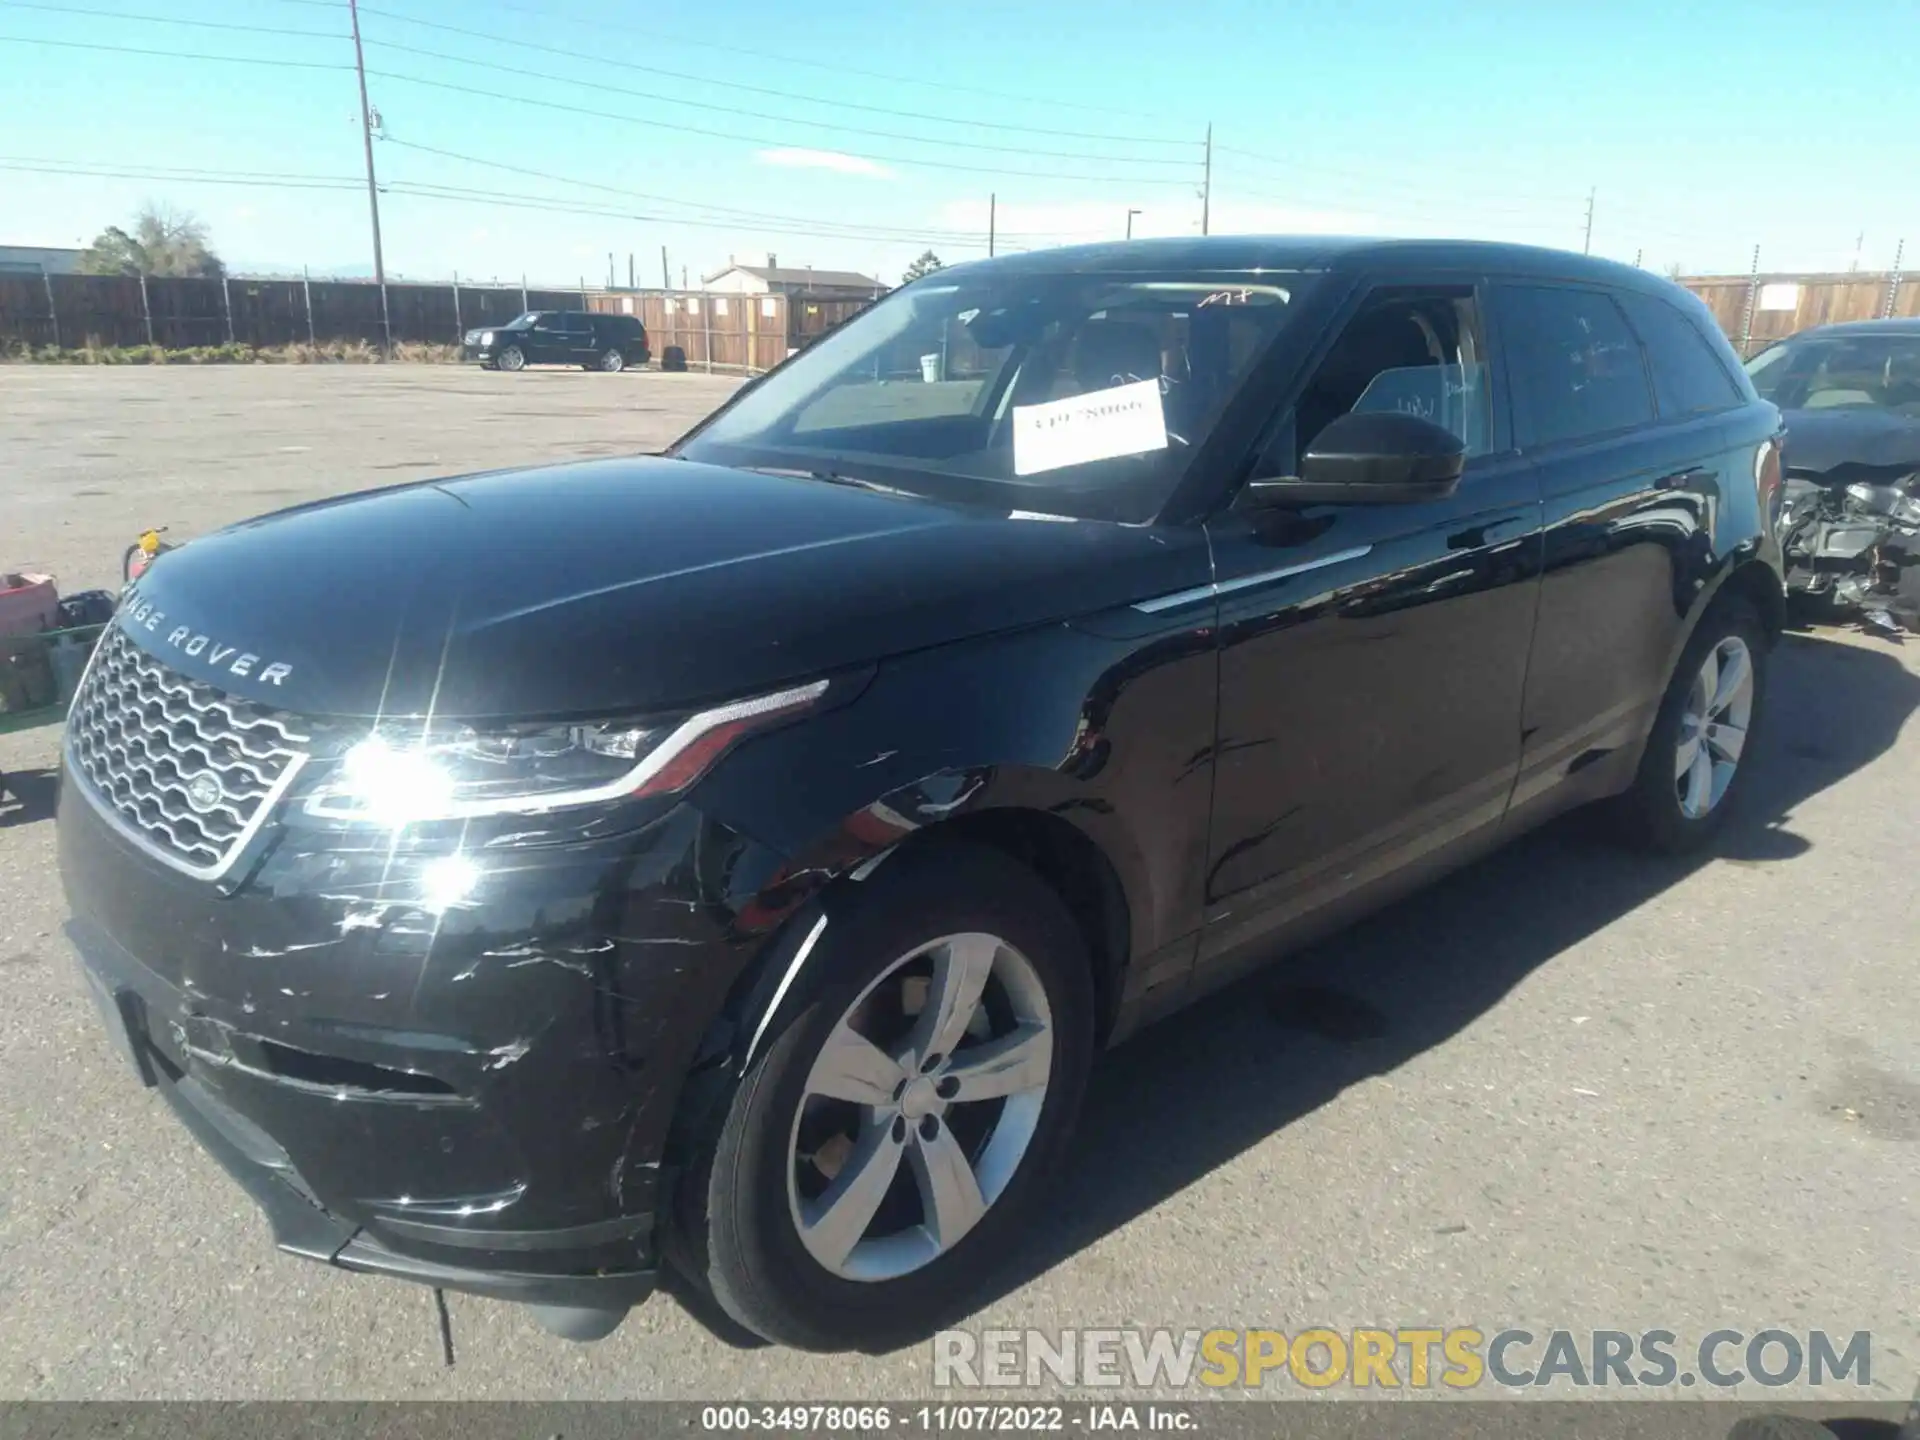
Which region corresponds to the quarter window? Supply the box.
[1616,291,1744,417]
[1501,286,1655,447]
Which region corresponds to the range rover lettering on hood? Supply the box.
[119,591,293,685]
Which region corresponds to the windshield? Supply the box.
[502,312,544,331]
[674,269,1312,522]
[1745,333,1920,417]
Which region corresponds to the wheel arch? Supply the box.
[1714,556,1787,644]
[1665,549,1786,686]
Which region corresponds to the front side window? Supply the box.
[1500,285,1655,447]
[1287,287,1495,467]
[1616,290,1745,418]
[503,312,543,331]
[1744,333,1920,416]
[675,269,1315,522]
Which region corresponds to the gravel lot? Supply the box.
[1,367,1917,1408]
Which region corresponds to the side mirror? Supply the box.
[1241,411,1468,508]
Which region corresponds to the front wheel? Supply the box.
[1611,598,1768,853]
[497,345,526,372]
[681,842,1094,1351]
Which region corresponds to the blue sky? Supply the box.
[3,0,1915,288]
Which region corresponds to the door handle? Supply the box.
[1446,513,1532,550]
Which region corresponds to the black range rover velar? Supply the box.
[59,237,1786,1351]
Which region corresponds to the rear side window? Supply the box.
[1616,291,1744,418]
[1500,285,1655,447]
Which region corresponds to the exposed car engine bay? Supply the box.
[1776,464,1920,633]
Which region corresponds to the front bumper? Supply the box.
[57,761,788,1312]
[68,912,661,1310]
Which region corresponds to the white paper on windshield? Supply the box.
[1012,378,1168,477]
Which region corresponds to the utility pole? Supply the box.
[346,0,390,352]
[628,252,634,289]
[1126,208,1141,240]
[1853,231,1864,272]
[661,246,670,289]
[988,193,996,257]
[1582,187,1595,255]
[1887,239,1906,319]
[608,252,615,289]
[1200,124,1212,236]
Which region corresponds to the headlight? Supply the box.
[480,330,495,346]
[304,679,827,824]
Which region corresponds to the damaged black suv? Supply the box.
[59,238,1784,1352]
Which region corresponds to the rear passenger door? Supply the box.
[1496,282,1740,812]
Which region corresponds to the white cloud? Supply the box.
[756,148,894,180]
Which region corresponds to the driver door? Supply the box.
[1193,278,1545,985]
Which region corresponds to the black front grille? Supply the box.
[66,625,309,875]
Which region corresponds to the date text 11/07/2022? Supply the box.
[701,1406,1196,1432]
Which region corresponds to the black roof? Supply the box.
[944,235,1649,284]
[1787,317,1920,339]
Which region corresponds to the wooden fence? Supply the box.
[587,289,873,372]
[0,272,878,367]
[1679,270,1918,357]
[23,264,1908,370]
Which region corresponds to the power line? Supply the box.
[0,33,351,67]
[365,67,1196,185]
[0,159,361,189]
[346,2,1192,147]
[380,138,1091,242]
[0,0,344,39]
[0,29,1191,185]
[0,153,1078,249]
[2,0,1195,158]
[475,0,1174,124]
[361,36,1197,165]
[383,180,1007,251]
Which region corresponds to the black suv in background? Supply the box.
[464,310,650,371]
[60,238,1784,1353]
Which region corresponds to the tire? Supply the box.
[1611,597,1769,853]
[599,349,625,373]
[681,841,1095,1351]
[497,345,526,372]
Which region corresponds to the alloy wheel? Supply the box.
[499,346,525,372]
[601,349,625,372]
[1675,634,1753,820]
[786,932,1053,1283]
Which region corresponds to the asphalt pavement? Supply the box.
[1,366,1916,1408]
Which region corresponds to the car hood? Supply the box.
[117,457,1202,720]
[1779,407,1920,481]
